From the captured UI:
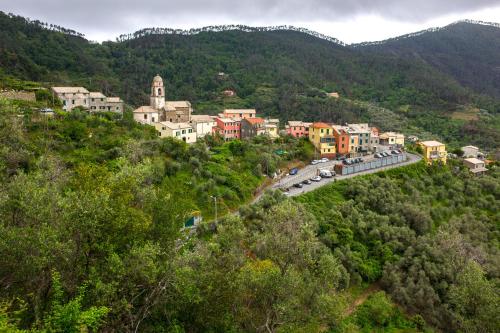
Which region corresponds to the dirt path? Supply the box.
[344,282,381,316]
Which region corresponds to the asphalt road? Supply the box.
[280,152,422,197]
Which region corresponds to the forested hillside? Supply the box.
[1,12,500,151]
[0,98,498,332]
[356,21,500,98]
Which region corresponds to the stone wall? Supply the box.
[0,90,36,101]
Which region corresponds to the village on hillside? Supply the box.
[49,74,490,176]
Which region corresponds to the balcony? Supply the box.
[429,152,446,159]
[320,136,336,144]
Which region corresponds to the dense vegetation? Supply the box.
[0,96,499,332]
[1,11,500,151]
[295,162,499,332]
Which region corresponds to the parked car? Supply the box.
[382,152,389,157]
[391,150,398,155]
[319,169,334,178]
[342,160,348,165]
[374,153,382,158]
[302,179,312,185]
[311,160,320,165]
[289,168,299,175]
[293,183,303,188]
[311,176,322,182]
[358,157,364,162]
[320,157,329,163]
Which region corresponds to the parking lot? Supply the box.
[274,152,421,197]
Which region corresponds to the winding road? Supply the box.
[256,152,422,200]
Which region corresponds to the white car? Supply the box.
[311,160,320,165]
[311,176,322,182]
[320,157,329,163]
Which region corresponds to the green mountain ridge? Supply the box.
[356,21,500,98]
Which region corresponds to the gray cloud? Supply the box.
[2,0,499,41]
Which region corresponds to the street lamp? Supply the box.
[210,195,218,222]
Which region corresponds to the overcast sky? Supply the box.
[2,0,500,43]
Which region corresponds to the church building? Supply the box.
[133,75,192,125]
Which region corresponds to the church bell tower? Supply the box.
[150,74,165,110]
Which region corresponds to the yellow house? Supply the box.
[265,124,279,138]
[309,122,336,158]
[349,134,359,154]
[380,132,405,146]
[418,140,447,164]
[264,119,280,138]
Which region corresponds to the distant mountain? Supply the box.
[0,12,481,107]
[355,21,500,98]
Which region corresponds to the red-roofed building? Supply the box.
[241,117,266,139]
[308,122,336,158]
[332,125,351,155]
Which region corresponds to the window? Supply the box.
[158,132,161,137]
[176,132,180,136]
[91,98,95,102]
[144,114,147,119]
[116,107,119,110]
[321,129,324,133]
[63,101,66,106]
[182,130,186,134]
[152,117,155,122]
[342,144,345,148]
[72,100,75,104]
[188,129,193,133]
[158,88,162,95]
[101,98,104,102]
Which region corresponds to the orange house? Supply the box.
[333,127,350,155]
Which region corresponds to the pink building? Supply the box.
[285,121,312,138]
[214,117,242,141]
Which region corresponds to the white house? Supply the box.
[133,106,160,125]
[52,87,89,111]
[463,158,487,175]
[155,121,197,144]
[51,87,123,112]
[189,115,216,138]
[461,145,479,158]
